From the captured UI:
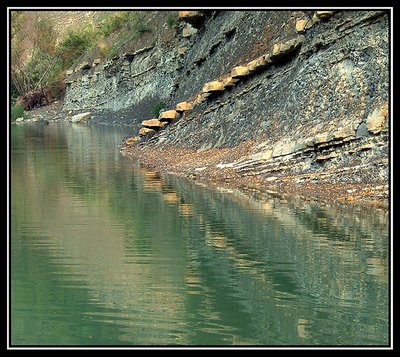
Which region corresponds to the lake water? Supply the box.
[10,123,389,346]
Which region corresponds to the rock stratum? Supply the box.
[61,10,390,207]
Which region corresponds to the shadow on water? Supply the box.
[11,124,389,346]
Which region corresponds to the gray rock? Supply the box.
[356,122,369,138]
[70,112,91,123]
[182,24,198,38]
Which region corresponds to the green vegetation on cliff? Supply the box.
[10,11,170,109]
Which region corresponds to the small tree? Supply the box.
[11,12,59,101]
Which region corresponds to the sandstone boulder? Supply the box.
[178,47,187,55]
[366,105,388,134]
[139,127,155,136]
[178,11,206,26]
[271,36,305,60]
[141,119,166,128]
[202,81,225,93]
[159,110,178,121]
[315,11,335,20]
[247,55,271,72]
[176,101,192,112]
[231,66,250,78]
[193,93,207,105]
[295,19,307,33]
[125,136,139,145]
[222,76,239,87]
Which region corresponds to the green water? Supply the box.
[10,123,389,346]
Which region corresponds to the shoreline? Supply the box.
[16,103,389,211]
[121,142,389,211]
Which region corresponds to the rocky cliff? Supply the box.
[62,10,389,205]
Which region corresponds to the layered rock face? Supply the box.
[62,44,177,123]
[63,10,389,187]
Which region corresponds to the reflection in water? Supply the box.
[11,124,389,346]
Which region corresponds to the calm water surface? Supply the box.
[10,123,389,346]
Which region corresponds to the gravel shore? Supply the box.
[121,141,389,210]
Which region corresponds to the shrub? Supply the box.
[166,12,179,29]
[100,12,151,37]
[98,12,151,59]
[11,103,26,121]
[57,26,98,67]
[150,101,167,117]
[125,12,151,37]
[100,12,130,36]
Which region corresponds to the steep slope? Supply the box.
[61,10,390,206]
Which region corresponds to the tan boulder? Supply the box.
[272,44,281,56]
[178,47,187,55]
[271,36,305,59]
[222,76,239,87]
[193,93,207,105]
[247,55,271,72]
[295,19,307,33]
[159,110,178,121]
[176,101,192,112]
[315,11,334,20]
[366,105,388,134]
[231,66,250,78]
[139,127,155,136]
[141,119,166,128]
[125,136,139,145]
[178,11,205,26]
[202,81,225,93]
